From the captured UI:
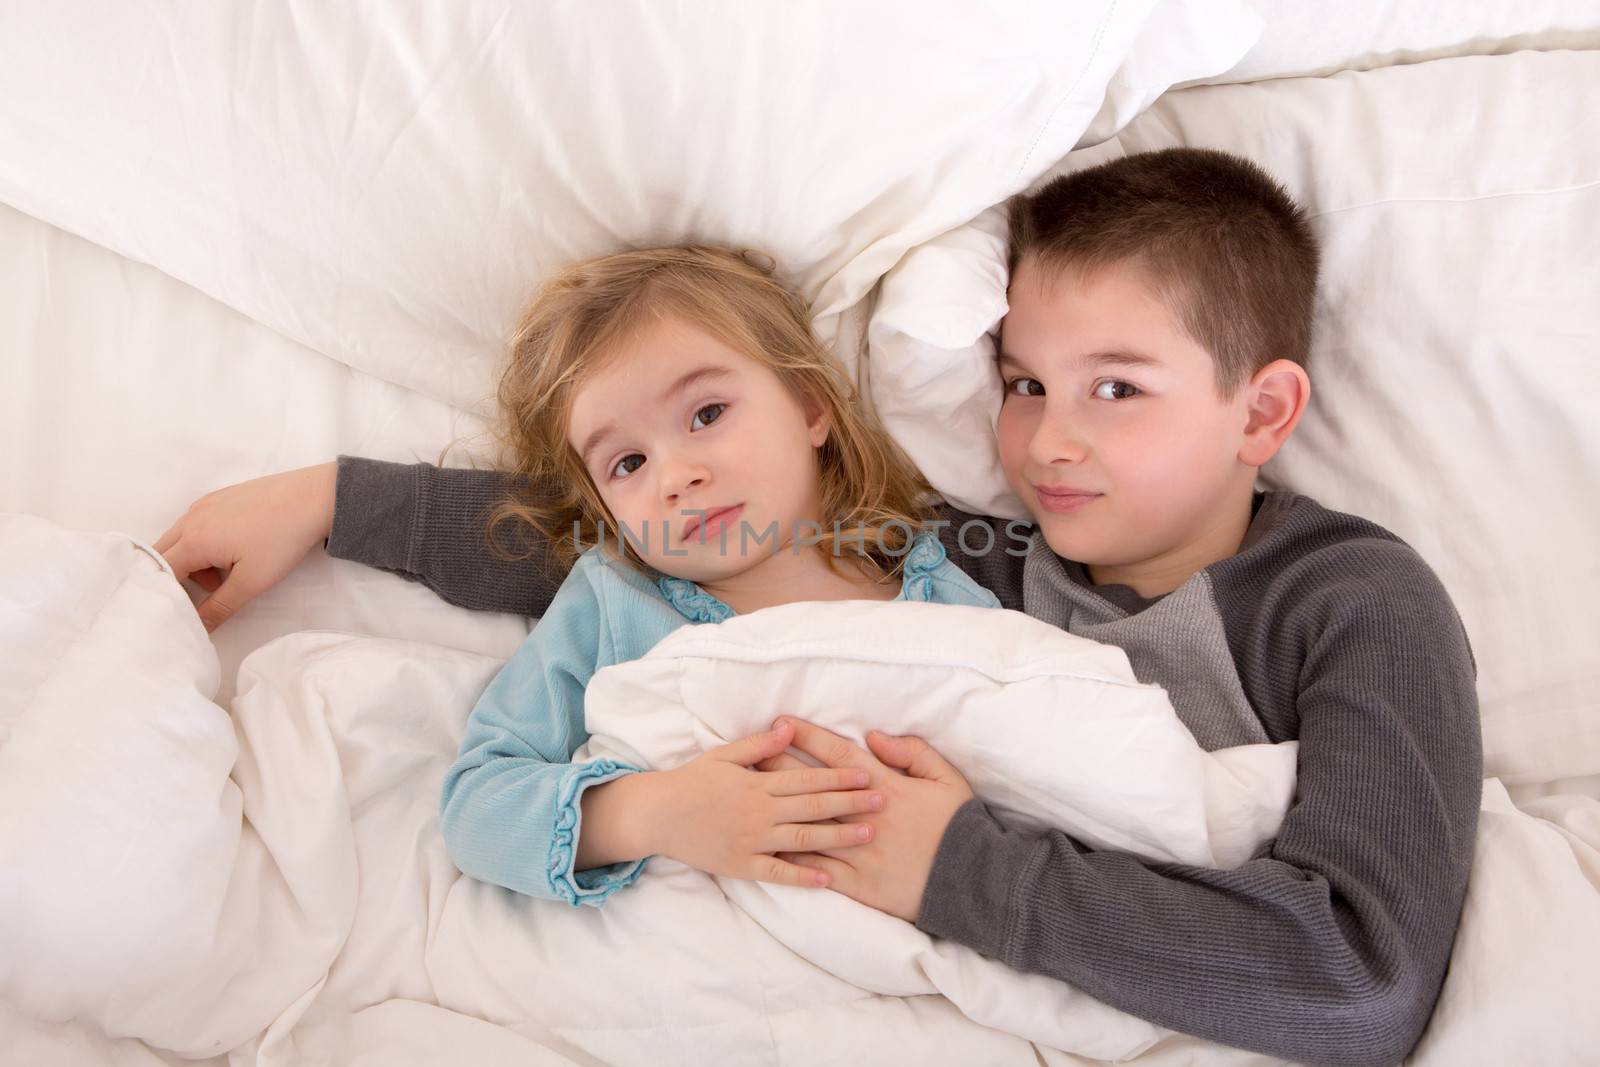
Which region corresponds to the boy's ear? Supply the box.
[1238,360,1311,467]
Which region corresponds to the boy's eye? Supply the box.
[1092,380,1140,401]
[691,403,726,430]
[610,454,645,479]
[1005,377,1045,398]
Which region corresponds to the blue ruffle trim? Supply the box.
[896,531,947,602]
[546,759,648,908]
[657,574,736,623]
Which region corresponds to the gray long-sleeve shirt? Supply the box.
[326,455,1481,1066]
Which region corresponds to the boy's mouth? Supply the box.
[1032,485,1102,514]
[681,504,745,543]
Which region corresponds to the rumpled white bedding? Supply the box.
[0,514,1293,1064]
[4,3,1600,1065]
[6,515,1600,1067]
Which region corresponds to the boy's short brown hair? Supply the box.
[1008,147,1319,394]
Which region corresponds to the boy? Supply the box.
[159,149,1480,1065]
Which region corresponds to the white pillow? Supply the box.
[582,600,1296,869]
[1208,0,1600,84]
[865,49,1600,789]
[0,2,1260,416]
[573,599,1297,1055]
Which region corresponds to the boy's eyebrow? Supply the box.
[1080,349,1163,371]
[996,349,1163,373]
[577,364,735,465]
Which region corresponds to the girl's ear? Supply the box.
[1238,359,1310,467]
[803,391,832,448]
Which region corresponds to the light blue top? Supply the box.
[439,531,1000,906]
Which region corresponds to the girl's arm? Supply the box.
[439,562,645,904]
[443,558,884,903]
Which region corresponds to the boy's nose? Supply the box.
[1027,415,1090,466]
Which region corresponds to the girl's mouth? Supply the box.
[682,504,745,543]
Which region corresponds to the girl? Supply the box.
[437,246,998,905]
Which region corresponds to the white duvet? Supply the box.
[6,515,1600,1067]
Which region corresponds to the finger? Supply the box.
[754,752,809,773]
[766,766,869,796]
[772,716,877,773]
[866,730,961,784]
[776,851,853,887]
[751,855,832,889]
[776,820,874,853]
[160,536,224,583]
[152,523,182,555]
[709,721,796,767]
[190,567,225,593]
[779,789,883,824]
[195,567,258,632]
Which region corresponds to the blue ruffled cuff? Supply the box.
[897,530,948,602]
[547,760,650,907]
[657,574,736,623]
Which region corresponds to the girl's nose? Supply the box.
[660,461,709,503]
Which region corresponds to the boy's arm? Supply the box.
[916,545,1481,1066]
[327,455,570,616]
[438,563,646,905]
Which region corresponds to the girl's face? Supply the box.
[566,314,831,583]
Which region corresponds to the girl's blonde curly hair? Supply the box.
[486,245,933,581]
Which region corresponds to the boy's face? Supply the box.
[996,256,1258,585]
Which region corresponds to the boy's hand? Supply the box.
[154,462,338,631]
[642,721,885,888]
[758,717,973,923]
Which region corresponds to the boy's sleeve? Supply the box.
[915,545,1482,1066]
[438,563,646,905]
[325,455,570,617]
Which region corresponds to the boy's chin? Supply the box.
[1032,518,1112,566]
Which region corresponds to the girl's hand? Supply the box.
[154,462,338,631]
[646,721,885,887]
[759,717,975,923]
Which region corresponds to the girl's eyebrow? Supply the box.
[661,364,735,402]
[577,364,735,464]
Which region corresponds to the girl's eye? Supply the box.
[1092,380,1140,401]
[610,454,645,479]
[1005,378,1045,398]
[691,403,726,430]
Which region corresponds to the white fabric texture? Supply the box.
[577,600,1298,1041]
[0,517,356,1057]
[1208,0,1600,84]
[867,48,1600,793]
[2,5,1599,1065]
[0,198,532,709]
[0,513,1295,1063]
[4,516,1599,1066]
[0,1,1259,416]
